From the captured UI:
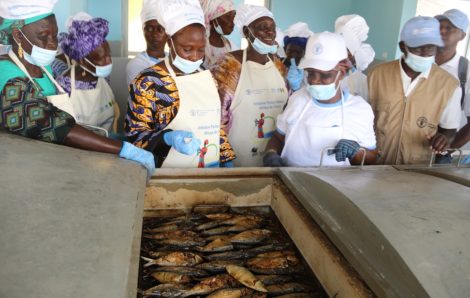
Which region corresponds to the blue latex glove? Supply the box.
[163,130,201,155]
[263,151,284,167]
[287,58,303,91]
[328,139,361,162]
[221,160,234,168]
[119,142,155,177]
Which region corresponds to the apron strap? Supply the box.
[164,57,177,79]
[8,49,41,91]
[40,65,66,94]
[71,62,76,91]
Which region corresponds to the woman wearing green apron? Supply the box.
[0,0,155,177]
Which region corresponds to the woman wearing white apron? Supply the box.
[125,0,235,168]
[263,32,378,167]
[0,3,155,176]
[211,4,288,167]
[52,13,116,134]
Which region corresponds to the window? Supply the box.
[416,0,470,58]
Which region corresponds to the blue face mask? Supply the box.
[248,29,278,55]
[19,30,57,67]
[170,38,203,74]
[84,58,113,77]
[307,71,341,101]
[404,51,435,73]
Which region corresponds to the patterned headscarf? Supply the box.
[199,0,234,25]
[58,13,109,61]
[0,13,53,45]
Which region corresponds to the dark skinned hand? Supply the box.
[428,132,449,153]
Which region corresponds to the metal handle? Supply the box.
[320,147,367,168]
[429,148,463,168]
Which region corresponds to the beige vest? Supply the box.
[368,60,458,165]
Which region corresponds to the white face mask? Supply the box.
[306,71,341,101]
[248,28,278,55]
[404,50,435,73]
[170,38,203,74]
[82,57,113,78]
[19,30,57,66]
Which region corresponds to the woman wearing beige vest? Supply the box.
[368,16,461,165]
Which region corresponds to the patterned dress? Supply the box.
[125,63,235,166]
[0,59,75,143]
[210,52,288,134]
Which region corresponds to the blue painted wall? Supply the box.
[270,0,418,60]
[54,0,122,41]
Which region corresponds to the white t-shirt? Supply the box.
[277,88,376,166]
[439,54,470,151]
[126,51,164,86]
[399,58,461,130]
[341,71,369,101]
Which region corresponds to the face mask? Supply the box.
[214,20,225,36]
[404,51,435,73]
[170,38,203,74]
[19,30,57,66]
[83,58,113,77]
[248,29,278,55]
[348,66,357,75]
[307,71,341,101]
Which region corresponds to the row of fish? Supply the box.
[138,209,325,297]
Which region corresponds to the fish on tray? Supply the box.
[140,283,189,297]
[246,256,304,275]
[151,266,209,278]
[230,229,272,245]
[144,230,199,240]
[266,283,315,296]
[226,265,267,292]
[142,252,204,267]
[256,274,293,286]
[196,238,234,253]
[151,271,192,284]
[196,260,245,273]
[206,287,254,298]
[181,274,240,297]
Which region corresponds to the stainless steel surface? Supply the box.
[0,132,148,298]
[278,167,470,297]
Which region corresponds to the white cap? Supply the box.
[141,0,159,26]
[156,0,205,36]
[299,31,347,71]
[0,0,57,19]
[335,14,369,55]
[65,12,92,30]
[234,4,274,35]
[355,43,375,71]
[284,22,313,38]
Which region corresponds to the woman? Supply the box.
[0,0,154,176]
[126,0,167,86]
[125,0,235,168]
[263,32,378,167]
[335,14,375,101]
[283,22,313,91]
[211,4,288,167]
[199,0,237,68]
[52,12,117,134]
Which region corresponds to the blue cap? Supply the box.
[435,9,469,32]
[400,16,444,47]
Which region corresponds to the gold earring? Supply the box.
[82,70,86,77]
[18,43,23,59]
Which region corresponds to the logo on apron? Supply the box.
[198,139,219,168]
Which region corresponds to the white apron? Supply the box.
[8,50,70,114]
[161,58,221,168]
[281,96,349,167]
[229,50,288,166]
[68,62,115,132]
